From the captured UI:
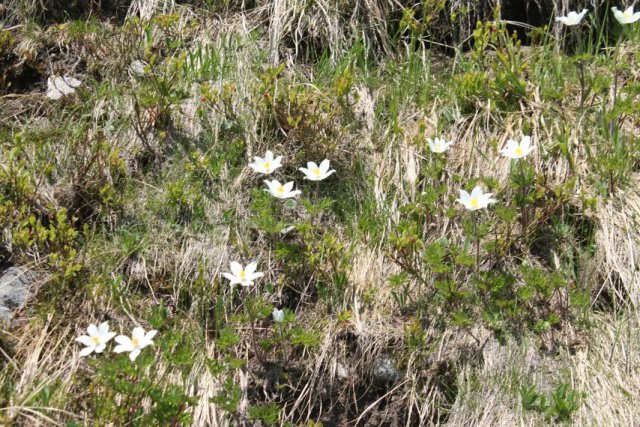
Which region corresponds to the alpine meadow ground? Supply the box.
[1,0,640,426]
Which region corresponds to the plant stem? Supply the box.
[577,60,585,112]
[473,211,479,273]
[572,27,586,113]
[271,198,281,250]
[519,159,527,231]
[244,288,266,365]
[279,325,288,369]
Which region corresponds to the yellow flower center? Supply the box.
[263,161,270,171]
[92,336,101,345]
[277,185,284,193]
[131,337,140,347]
[313,168,321,176]
[515,147,523,156]
[436,143,443,150]
[470,198,479,208]
[239,270,246,279]
[624,10,632,18]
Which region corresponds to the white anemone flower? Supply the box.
[222,261,264,287]
[249,150,283,174]
[272,308,284,323]
[264,179,302,199]
[499,136,535,160]
[456,186,497,211]
[299,159,336,181]
[555,9,588,26]
[114,327,157,361]
[46,75,81,100]
[612,6,640,24]
[76,322,116,357]
[427,137,454,153]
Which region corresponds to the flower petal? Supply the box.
[230,261,242,277]
[129,349,141,361]
[323,169,336,179]
[222,272,238,283]
[98,322,109,336]
[87,324,98,337]
[132,327,146,341]
[115,335,133,347]
[245,261,257,276]
[76,335,94,346]
[319,159,331,173]
[114,344,132,353]
[79,346,95,357]
[470,186,483,198]
[250,271,265,281]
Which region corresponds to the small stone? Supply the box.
[336,361,349,380]
[0,267,36,326]
[372,354,402,384]
[129,60,147,77]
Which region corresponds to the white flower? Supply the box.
[499,136,535,160]
[76,322,116,357]
[114,327,157,361]
[249,150,283,175]
[456,186,497,211]
[222,261,264,287]
[555,9,588,26]
[427,137,454,153]
[272,308,284,323]
[46,75,81,100]
[264,179,302,199]
[299,159,336,181]
[612,6,640,24]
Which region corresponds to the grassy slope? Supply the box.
[1,1,640,426]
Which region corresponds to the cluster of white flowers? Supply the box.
[76,322,157,361]
[249,150,337,199]
[226,135,537,293]
[556,5,640,26]
[425,134,535,212]
[222,150,338,320]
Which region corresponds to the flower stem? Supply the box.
[279,325,288,369]
[244,288,266,365]
[577,60,585,112]
[519,159,527,231]
[473,211,479,273]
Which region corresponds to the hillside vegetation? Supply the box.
[1,0,640,425]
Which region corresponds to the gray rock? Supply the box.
[372,354,402,384]
[0,267,36,326]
